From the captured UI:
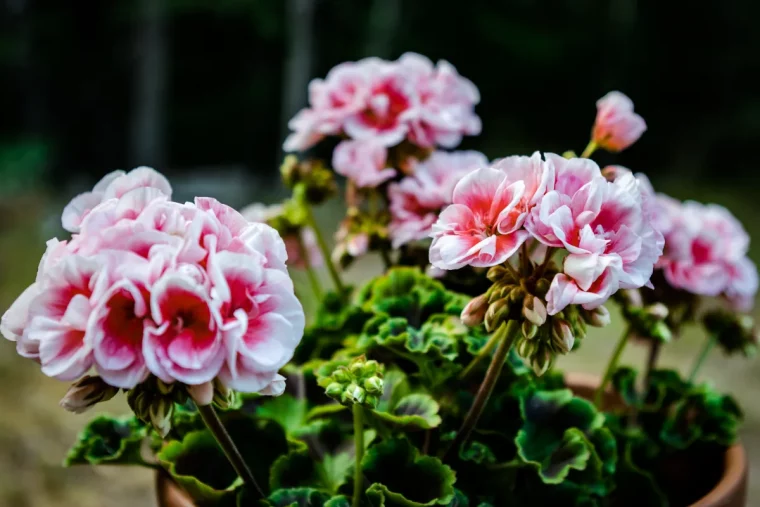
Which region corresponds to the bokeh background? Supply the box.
[1,1,759,505]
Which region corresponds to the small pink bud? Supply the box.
[187,381,214,406]
[461,294,488,327]
[552,320,575,354]
[592,91,647,153]
[584,305,611,327]
[60,375,119,414]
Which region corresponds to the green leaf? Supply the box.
[64,415,148,467]
[374,393,442,430]
[458,441,496,465]
[324,496,351,507]
[362,438,456,506]
[611,367,639,406]
[444,489,469,507]
[660,383,743,449]
[515,389,616,496]
[158,414,289,503]
[267,487,333,507]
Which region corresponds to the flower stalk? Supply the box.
[303,201,347,298]
[296,232,323,299]
[352,404,365,507]
[580,140,598,159]
[196,403,264,499]
[594,327,631,408]
[445,320,520,458]
[688,334,718,383]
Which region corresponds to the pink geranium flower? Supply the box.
[213,251,305,392]
[398,52,481,148]
[527,155,663,314]
[332,139,395,188]
[658,200,758,310]
[429,153,554,269]
[592,91,647,153]
[62,167,172,233]
[389,150,488,248]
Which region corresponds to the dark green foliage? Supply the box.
[64,415,148,467]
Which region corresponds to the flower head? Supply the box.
[527,155,663,314]
[389,150,487,248]
[429,152,553,270]
[592,91,647,152]
[332,139,395,188]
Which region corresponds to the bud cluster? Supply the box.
[127,377,188,437]
[461,265,610,375]
[332,209,389,269]
[281,155,337,205]
[622,300,672,343]
[703,309,759,358]
[323,356,385,408]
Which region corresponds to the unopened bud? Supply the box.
[584,305,611,327]
[461,294,489,327]
[522,295,548,326]
[325,382,343,398]
[211,379,234,409]
[150,399,173,438]
[333,369,351,383]
[486,266,507,283]
[343,384,366,405]
[522,320,538,340]
[645,303,669,321]
[619,289,643,308]
[508,286,525,304]
[365,394,379,408]
[535,278,551,297]
[531,350,552,376]
[187,382,214,406]
[60,376,118,414]
[364,376,384,395]
[552,320,575,354]
[562,150,577,159]
[485,298,509,332]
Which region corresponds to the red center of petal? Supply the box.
[103,288,144,348]
[360,80,409,131]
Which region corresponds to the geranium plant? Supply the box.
[2,53,756,507]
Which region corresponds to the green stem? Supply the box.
[581,140,598,159]
[303,202,347,297]
[445,320,520,458]
[458,331,501,381]
[504,261,521,281]
[594,327,631,409]
[352,404,365,507]
[296,231,323,300]
[688,334,717,383]
[520,243,530,274]
[197,403,264,499]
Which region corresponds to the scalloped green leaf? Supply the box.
[267,487,333,507]
[362,438,456,506]
[611,367,639,406]
[324,496,351,507]
[158,414,289,503]
[515,389,616,495]
[256,394,328,439]
[459,441,496,465]
[444,489,469,507]
[64,415,148,467]
[660,383,743,449]
[373,393,442,430]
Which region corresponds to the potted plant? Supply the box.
[1,53,754,507]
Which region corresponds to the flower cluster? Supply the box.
[389,150,488,248]
[430,152,663,315]
[1,167,305,400]
[284,53,480,154]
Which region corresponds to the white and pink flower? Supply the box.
[657,200,757,310]
[527,155,663,314]
[283,54,480,152]
[389,150,487,248]
[592,91,647,153]
[332,139,395,188]
[2,168,304,398]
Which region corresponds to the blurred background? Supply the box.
[1,1,759,505]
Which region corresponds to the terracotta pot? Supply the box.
[565,372,748,507]
[155,469,195,507]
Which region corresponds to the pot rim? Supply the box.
[564,371,747,507]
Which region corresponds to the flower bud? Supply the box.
[552,320,575,354]
[485,298,509,332]
[343,384,366,405]
[535,278,551,297]
[645,303,669,321]
[211,379,235,409]
[149,399,174,438]
[365,394,379,409]
[187,382,214,406]
[531,349,552,376]
[60,376,119,414]
[619,289,643,308]
[461,294,489,327]
[583,305,611,327]
[508,286,525,304]
[486,266,507,283]
[325,382,344,398]
[364,376,384,395]
[522,295,547,326]
[522,320,538,340]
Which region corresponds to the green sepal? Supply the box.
[266,487,333,507]
[64,415,149,467]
